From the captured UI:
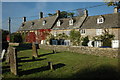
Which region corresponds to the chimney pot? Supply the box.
[39,12,43,19]
[23,17,26,22]
[84,9,88,16]
[114,7,118,13]
[56,10,60,17]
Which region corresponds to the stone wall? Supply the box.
[9,43,19,46]
[39,44,119,58]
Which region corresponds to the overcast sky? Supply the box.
[2,2,114,32]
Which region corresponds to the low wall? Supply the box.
[39,44,119,58]
[9,43,20,46]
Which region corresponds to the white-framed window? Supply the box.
[94,41,102,47]
[69,19,73,25]
[80,29,86,35]
[57,20,61,26]
[54,31,57,36]
[96,29,102,35]
[31,22,35,25]
[112,40,119,48]
[97,16,104,24]
[43,20,46,25]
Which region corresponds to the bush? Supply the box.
[70,29,81,46]
[82,36,89,46]
[11,33,23,43]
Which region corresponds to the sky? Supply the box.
[2,2,114,32]
[2,0,104,2]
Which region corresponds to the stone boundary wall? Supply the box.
[9,43,19,46]
[39,44,119,58]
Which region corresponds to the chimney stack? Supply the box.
[39,12,43,19]
[114,7,118,13]
[56,10,60,17]
[23,17,26,22]
[84,9,88,16]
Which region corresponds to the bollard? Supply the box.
[53,48,56,54]
[32,56,35,60]
[48,62,53,70]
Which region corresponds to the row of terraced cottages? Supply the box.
[17,8,120,48]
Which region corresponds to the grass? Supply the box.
[2,44,120,80]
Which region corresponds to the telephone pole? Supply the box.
[8,17,11,42]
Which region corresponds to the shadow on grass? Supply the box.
[18,58,46,63]
[19,63,65,76]
[2,65,22,74]
[53,63,65,70]
[38,52,60,57]
[18,57,29,60]
[14,43,32,52]
[69,64,120,80]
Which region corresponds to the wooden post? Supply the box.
[32,42,38,57]
[53,47,56,54]
[48,62,53,70]
[9,47,18,75]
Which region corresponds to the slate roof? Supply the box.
[18,12,120,31]
[18,15,58,31]
[81,13,120,29]
[52,15,87,30]
[52,17,79,30]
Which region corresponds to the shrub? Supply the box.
[11,33,23,43]
[82,36,89,46]
[70,29,81,46]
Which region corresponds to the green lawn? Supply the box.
[2,44,120,80]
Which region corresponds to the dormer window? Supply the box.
[69,19,73,25]
[97,16,104,24]
[57,20,61,26]
[43,20,46,25]
[21,23,25,28]
[22,23,25,27]
[31,22,34,25]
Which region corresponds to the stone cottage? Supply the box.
[18,11,60,43]
[17,8,120,48]
[80,7,120,48]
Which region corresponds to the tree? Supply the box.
[93,29,115,47]
[48,13,53,16]
[2,30,9,42]
[104,0,120,7]
[81,36,89,46]
[11,33,23,43]
[46,33,55,45]
[70,29,81,46]
[48,11,75,18]
[1,30,9,50]
[67,12,75,17]
[100,29,115,47]
[56,33,68,40]
[104,0,120,11]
